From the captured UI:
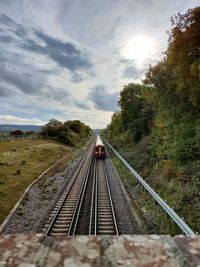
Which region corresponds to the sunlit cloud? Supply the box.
[121,35,156,67]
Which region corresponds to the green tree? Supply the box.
[103,112,123,140]
[42,119,92,145]
[119,83,152,142]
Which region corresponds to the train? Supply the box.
[94,135,106,159]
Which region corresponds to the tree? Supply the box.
[118,83,152,142]
[103,112,123,140]
[45,119,63,128]
[167,7,200,109]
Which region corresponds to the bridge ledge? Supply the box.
[0,235,199,266]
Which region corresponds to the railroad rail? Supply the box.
[89,159,118,235]
[44,145,93,236]
[44,142,119,236]
[102,137,196,237]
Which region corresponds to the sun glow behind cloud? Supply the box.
[121,35,156,66]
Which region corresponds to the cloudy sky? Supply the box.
[0,0,199,128]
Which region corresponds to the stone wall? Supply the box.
[0,235,199,266]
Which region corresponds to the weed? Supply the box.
[14,169,21,175]
[17,207,24,216]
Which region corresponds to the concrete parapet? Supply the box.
[0,235,199,266]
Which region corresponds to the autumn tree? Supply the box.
[167,7,200,109]
[144,7,200,162]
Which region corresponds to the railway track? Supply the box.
[44,144,119,236]
[89,159,118,235]
[44,145,93,236]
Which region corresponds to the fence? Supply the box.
[0,133,41,141]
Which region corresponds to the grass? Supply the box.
[110,155,182,235]
[0,138,89,224]
[107,139,200,235]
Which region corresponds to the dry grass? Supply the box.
[0,139,76,224]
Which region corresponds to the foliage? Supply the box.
[119,83,153,142]
[143,6,200,163]
[103,112,123,142]
[168,8,200,108]
[103,83,153,143]
[42,119,92,146]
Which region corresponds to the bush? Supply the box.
[42,119,92,146]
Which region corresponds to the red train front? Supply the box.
[94,135,106,159]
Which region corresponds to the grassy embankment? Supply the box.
[105,136,200,234]
[0,137,91,225]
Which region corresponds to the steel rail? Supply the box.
[89,158,97,235]
[69,153,93,235]
[95,160,119,235]
[45,146,92,236]
[102,137,196,237]
[94,159,98,235]
[103,164,119,235]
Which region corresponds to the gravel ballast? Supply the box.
[104,155,144,234]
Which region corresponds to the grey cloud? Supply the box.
[0,13,24,45]
[0,82,13,97]
[0,35,13,43]
[0,13,18,27]
[0,13,92,73]
[35,31,80,56]
[44,86,90,110]
[0,63,90,110]
[0,13,26,37]
[74,99,90,110]
[124,65,144,79]
[47,88,71,103]
[0,64,45,95]
[22,30,92,72]
[48,88,90,110]
[35,30,92,71]
[71,73,85,83]
[22,39,45,54]
[51,89,90,110]
[120,59,145,79]
[89,86,119,111]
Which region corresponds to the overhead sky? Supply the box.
[0,0,199,128]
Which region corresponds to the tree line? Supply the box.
[103,7,200,164]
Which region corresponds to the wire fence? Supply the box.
[0,133,42,141]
